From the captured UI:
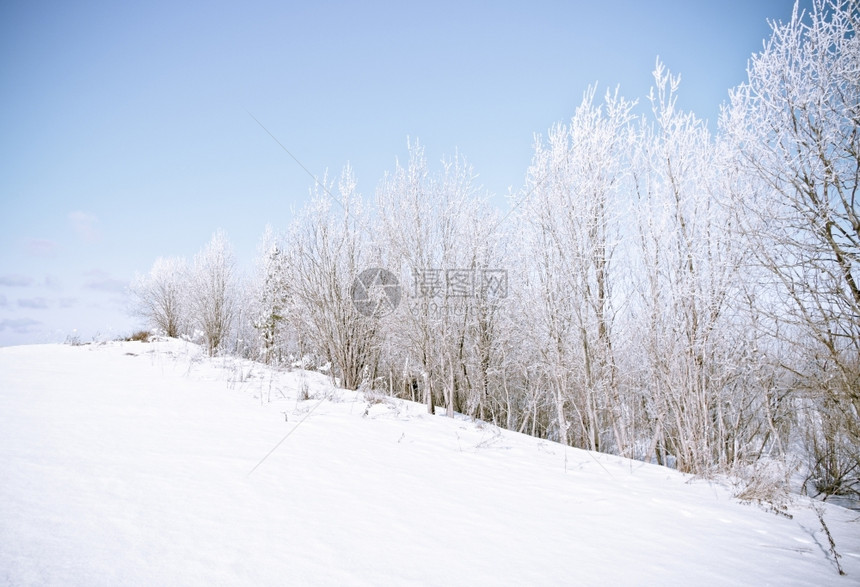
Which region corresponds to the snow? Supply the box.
[1,341,858,586]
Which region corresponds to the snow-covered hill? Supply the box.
[1,340,857,585]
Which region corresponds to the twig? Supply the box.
[815,503,846,576]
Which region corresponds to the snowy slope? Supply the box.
[1,341,857,586]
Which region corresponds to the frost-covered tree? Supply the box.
[457,206,509,423]
[628,61,761,474]
[376,141,494,416]
[251,225,291,364]
[519,86,635,450]
[191,230,237,356]
[723,0,860,494]
[130,256,189,338]
[284,166,380,390]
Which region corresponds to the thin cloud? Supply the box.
[0,294,7,307]
[0,318,42,334]
[69,211,101,243]
[83,270,127,294]
[0,275,34,287]
[27,239,59,257]
[59,297,78,308]
[18,297,49,310]
[43,275,62,290]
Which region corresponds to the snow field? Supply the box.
[1,340,858,585]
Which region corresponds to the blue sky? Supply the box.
[0,0,807,346]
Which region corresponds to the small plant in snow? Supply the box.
[363,387,389,406]
[733,460,793,518]
[298,375,311,401]
[125,330,151,342]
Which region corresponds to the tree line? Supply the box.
[131,1,858,500]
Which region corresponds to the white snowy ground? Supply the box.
[1,341,858,586]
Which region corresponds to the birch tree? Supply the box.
[284,167,380,390]
[520,86,635,450]
[723,0,860,494]
[630,62,757,474]
[376,141,492,416]
[130,256,189,338]
[191,230,238,356]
